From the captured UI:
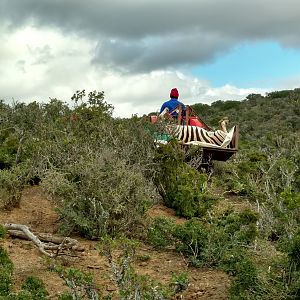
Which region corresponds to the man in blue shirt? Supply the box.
[160,88,186,117]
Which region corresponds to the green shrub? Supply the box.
[220,249,261,299]
[173,219,208,265]
[99,236,172,299]
[42,150,154,238]
[58,293,73,300]
[147,217,176,249]
[0,248,14,296]
[0,248,48,300]
[0,134,18,169]
[51,265,99,300]
[288,232,300,271]
[228,256,259,299]
[280,189,300,210]
[21,277,47,300]
[37,93,160,239]
[0,271,13,297]
[154,141,218,218]
[0,167,24,209]
[147,209,260,298]
[263,254,300,299]
[148,208,258,268]
[169,272,189,293]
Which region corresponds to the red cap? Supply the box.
[170,88,179,98]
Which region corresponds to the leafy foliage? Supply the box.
[191,88,300,299]
[1,91,160,237]
[0,165,26,208]
[99,236,176,299]
[52,265,100,300]
[0,247,13,297]
[169,272,189,293]
[20,277,48,300]
[148,207,259,266]
[154,141,218,218]
[147,210,260,297]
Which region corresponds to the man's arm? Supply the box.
[160,102,167,113]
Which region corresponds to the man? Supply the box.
[160,88,186,117]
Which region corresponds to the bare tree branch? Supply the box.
[4,223,83,257]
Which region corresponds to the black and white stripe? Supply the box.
[171,125,227,146]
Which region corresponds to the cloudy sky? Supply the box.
[1,0,300,117]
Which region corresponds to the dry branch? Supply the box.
[4,223,83,257]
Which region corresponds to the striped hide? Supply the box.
[170,125,227,146]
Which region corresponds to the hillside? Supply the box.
[0,88,299,299]
[0,186,232,299]
[192,88,300,146]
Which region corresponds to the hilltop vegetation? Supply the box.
[192,89,300,145]
[0,88,299,299]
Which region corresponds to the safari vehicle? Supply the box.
[149,105,239,171]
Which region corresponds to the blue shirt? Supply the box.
[160,98,186,116]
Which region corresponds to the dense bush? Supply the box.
[51,265,99,300]
[0,90,160,238]
[37,91,160,238]
[42,151,154,238]
[147,209,261,297]
[148,207,259,266]
[147,217,176,249]
[0,226,13,297]
[0,165,27,209]
[0,246,13,297]
[19,277,48,300]
[146,213,298,299]
[225,253,260,299]
[190,88,300,299]
[154,141,218,218]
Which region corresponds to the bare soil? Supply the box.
[0,186,231,299]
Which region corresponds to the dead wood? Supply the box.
[4,223,83,257]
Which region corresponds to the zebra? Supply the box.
[163,123,236,149]
[171,125,227,145]
[157,110,233,147]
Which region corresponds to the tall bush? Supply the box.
[154,141,218,218]
[40,91,160,238]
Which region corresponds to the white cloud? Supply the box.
[0,25,94,101]
[203,84,267,100]
[0,24,292,118]
[2,0,300,74]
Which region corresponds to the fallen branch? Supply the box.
[6,230,83,250]
[4,223,83,257]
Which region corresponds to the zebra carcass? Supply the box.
[155,123,239,172]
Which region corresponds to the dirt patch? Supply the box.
[0,186,60,234]
[0,187,230,299]
[147,204,186,224]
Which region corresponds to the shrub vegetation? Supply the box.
[0,88,299,299]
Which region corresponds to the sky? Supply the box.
[1,0,300,117]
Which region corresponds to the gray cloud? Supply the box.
[93,31,235,72]
[2,0,300,38]
[1,0,300,73]
[28,45,53,65]
[93,39,146,72]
